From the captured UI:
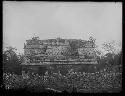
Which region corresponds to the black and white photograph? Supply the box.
[3,1,122,93]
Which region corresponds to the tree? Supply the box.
[102,41,119,54]
[17,53,25,64]
[3,46,22,74]
[114,50,122,66]
[102,41,122,66]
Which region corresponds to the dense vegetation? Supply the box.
[3,69,122,93]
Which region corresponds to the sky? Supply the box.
[3,2,122,54]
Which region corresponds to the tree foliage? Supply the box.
[101,41,122,67]
[102,41,120,54]
[3,46,22,74]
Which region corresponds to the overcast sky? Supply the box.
[3,2,122,54]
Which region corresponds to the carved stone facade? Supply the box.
[23,36,97,64]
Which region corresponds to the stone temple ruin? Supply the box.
[21,36,98,74]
